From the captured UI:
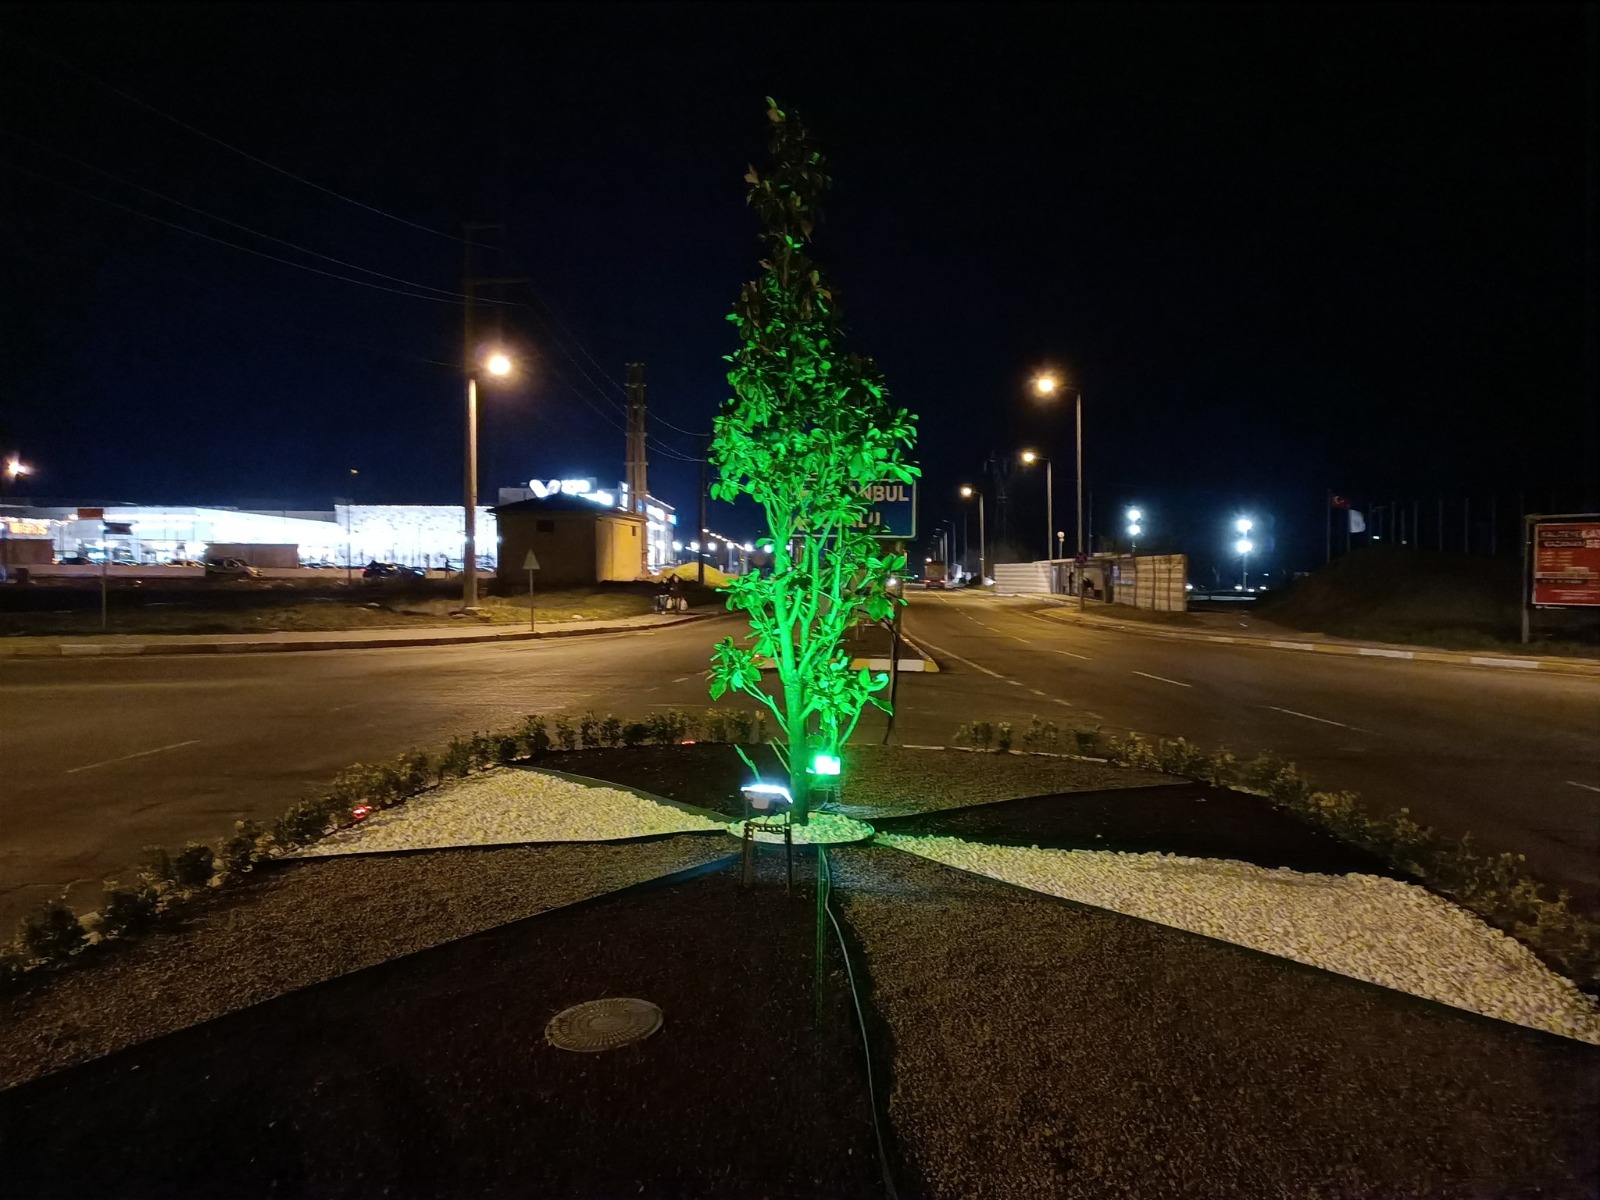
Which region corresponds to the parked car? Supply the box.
[361,561,424,579]
[204,557,263,580]
[55,555,91,565]
[167,558,206,568]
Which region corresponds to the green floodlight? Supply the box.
[811,753,842,777]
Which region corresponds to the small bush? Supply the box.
[1206,749,1239,787]
[554,716,577,752]
[495,732,522,764]
[98,882,161,938]
[958,721,995,750]
[18,900,85,963]
[395,752,430,796]
[172,843,216,889]
[995,722,1014,753]
[1072,726,1102,756]
[218,820,270,878]
[1021,717,1059,751]
[468,732,496,770]
[727,710,757,744]
[646,710,691,744]
[578,711,600,748]
[1241,752,1287,791]
[622,721,649,747]
[522,715,551,754]
[599,715,624,748]
[139,845,178,888]
[1156,737,1211,778]
[0,948,24,988]
[1105,732,1160,770]
[702,709,731,744]
[438,737,475,779]
[275,797,339,847]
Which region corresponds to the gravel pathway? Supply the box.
[881,833,1600,1044]
[0,837,730,1091]
[292,766,726,857]
[833,845,1600,1199]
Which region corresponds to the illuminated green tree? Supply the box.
[709,99,918,824]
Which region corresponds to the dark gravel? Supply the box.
[531,743,1172,820]
[2,853,883,1199]
[832,844,1600,1200]
[876,781,1402,877]
[0,836,728,1091]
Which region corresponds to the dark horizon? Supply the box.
[3,2,1595,577]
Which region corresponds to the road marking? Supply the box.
[1046,648,1091,660]
[1358,647,1414,659]
[66,739,200,775]
[1131,670,1191,688]
[1469,657,1539,670]
[1027,687,1049,697]
[671,675,695,684]
[1567,781,1600,793]
[1269,640,1318,652]
[1206,635,1237,644]
[909,638,1006,679]
[1266,706,1352,729]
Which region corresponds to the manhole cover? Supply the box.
[545,998,663,1052]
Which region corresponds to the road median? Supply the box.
[0,611,717,660]
[1027,601,1600,677]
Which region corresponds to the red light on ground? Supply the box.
[352,805,371,820]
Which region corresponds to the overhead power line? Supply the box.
[2,131,476,302]
[1,159,467,304]
[19,40,476,246]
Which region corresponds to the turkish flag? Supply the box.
[1331,495,1350,509]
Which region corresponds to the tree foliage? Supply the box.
[708,98,918,822]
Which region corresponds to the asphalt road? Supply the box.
[2,593,1596,930]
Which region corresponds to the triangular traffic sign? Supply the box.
[522,550,540,571]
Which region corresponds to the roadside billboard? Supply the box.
[1532,520,1600,607]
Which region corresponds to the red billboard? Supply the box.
[1532,521,1600,607]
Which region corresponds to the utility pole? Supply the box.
[625,363,650,575]
[460,223,528,612]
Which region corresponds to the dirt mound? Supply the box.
[1258,547,1521,645]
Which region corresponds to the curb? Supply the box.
[1026,604,1600,678]
[0,613,716,660]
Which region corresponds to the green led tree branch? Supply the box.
[708,98,918,824]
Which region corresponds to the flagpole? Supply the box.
[1326,490,1332,564]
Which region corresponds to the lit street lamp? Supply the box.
[1031,372,1086,611]
[1019,450,1052,561]
[462,349,515,612]
[1126,506,1143,554]
[1235,533,1254,590]
[960,485,986,583]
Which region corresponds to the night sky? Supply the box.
[2,3,1594,577]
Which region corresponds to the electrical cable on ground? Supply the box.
[821,849,902,1200]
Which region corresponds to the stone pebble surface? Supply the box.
[879,833,1600,1045]
[0,837,730,1092]
[292,767,726,857]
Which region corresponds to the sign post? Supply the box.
[523,549,540,632]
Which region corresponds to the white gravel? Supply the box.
[293,767,725,856]
[879,834,1600,1045]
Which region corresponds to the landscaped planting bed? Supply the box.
[830,845,1600,1200]
[876,780,1400,876]
[293,766,726,857]
[0,837,730,1091]
[881,833,1600,1044]
[2,856,884,1199]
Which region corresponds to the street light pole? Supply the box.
[463,372,481,611]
